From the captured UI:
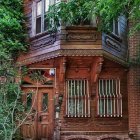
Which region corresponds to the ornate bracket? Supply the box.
[91,57,104,83]
[90,57,103,97]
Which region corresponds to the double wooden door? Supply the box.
[22,88,54,140]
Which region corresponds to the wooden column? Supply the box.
[59,57,67,93]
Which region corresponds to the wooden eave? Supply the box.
[17,49,128,67]
[17,26,128,67]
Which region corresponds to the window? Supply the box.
[97,79,122,117]
[112,19,120,36]
[26,93,33,111]
[66,79,90,117]
[42,93,48,111]
[32,0,50,35]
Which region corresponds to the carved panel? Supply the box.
[66,32,98,42]
[105,36,121,52]
[30,33,56,51]
[102,31,127,61]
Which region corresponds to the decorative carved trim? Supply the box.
[18,49,127,66]
[30,34,57,51]
[105,36,121,52]
[66,32,98,42]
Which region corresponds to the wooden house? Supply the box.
[18,0,134,140]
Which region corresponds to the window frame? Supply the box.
[32,0,51,36]
[112,18,121,37]
[65,79,90,118]
[97,78,122,118]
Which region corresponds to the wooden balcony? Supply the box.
[17,26,128,66]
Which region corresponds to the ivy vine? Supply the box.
[0,0,27,59]
[0,0,28,139]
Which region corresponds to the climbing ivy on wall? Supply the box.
[94,0,140,34]
[0,0,28,139]
[0,0,27,58]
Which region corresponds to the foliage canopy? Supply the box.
[47,0,140,34]
[0,0,27,58]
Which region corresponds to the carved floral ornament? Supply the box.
[66,32,98,41]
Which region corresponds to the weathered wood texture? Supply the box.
[20,57,128,140]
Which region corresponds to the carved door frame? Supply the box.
[21,87,54,140]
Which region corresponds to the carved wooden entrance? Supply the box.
[21,88,54,140]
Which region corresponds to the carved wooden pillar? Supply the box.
[54,57,66,140]
[59,57,67,93]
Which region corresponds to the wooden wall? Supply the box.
[58,57,128,138]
